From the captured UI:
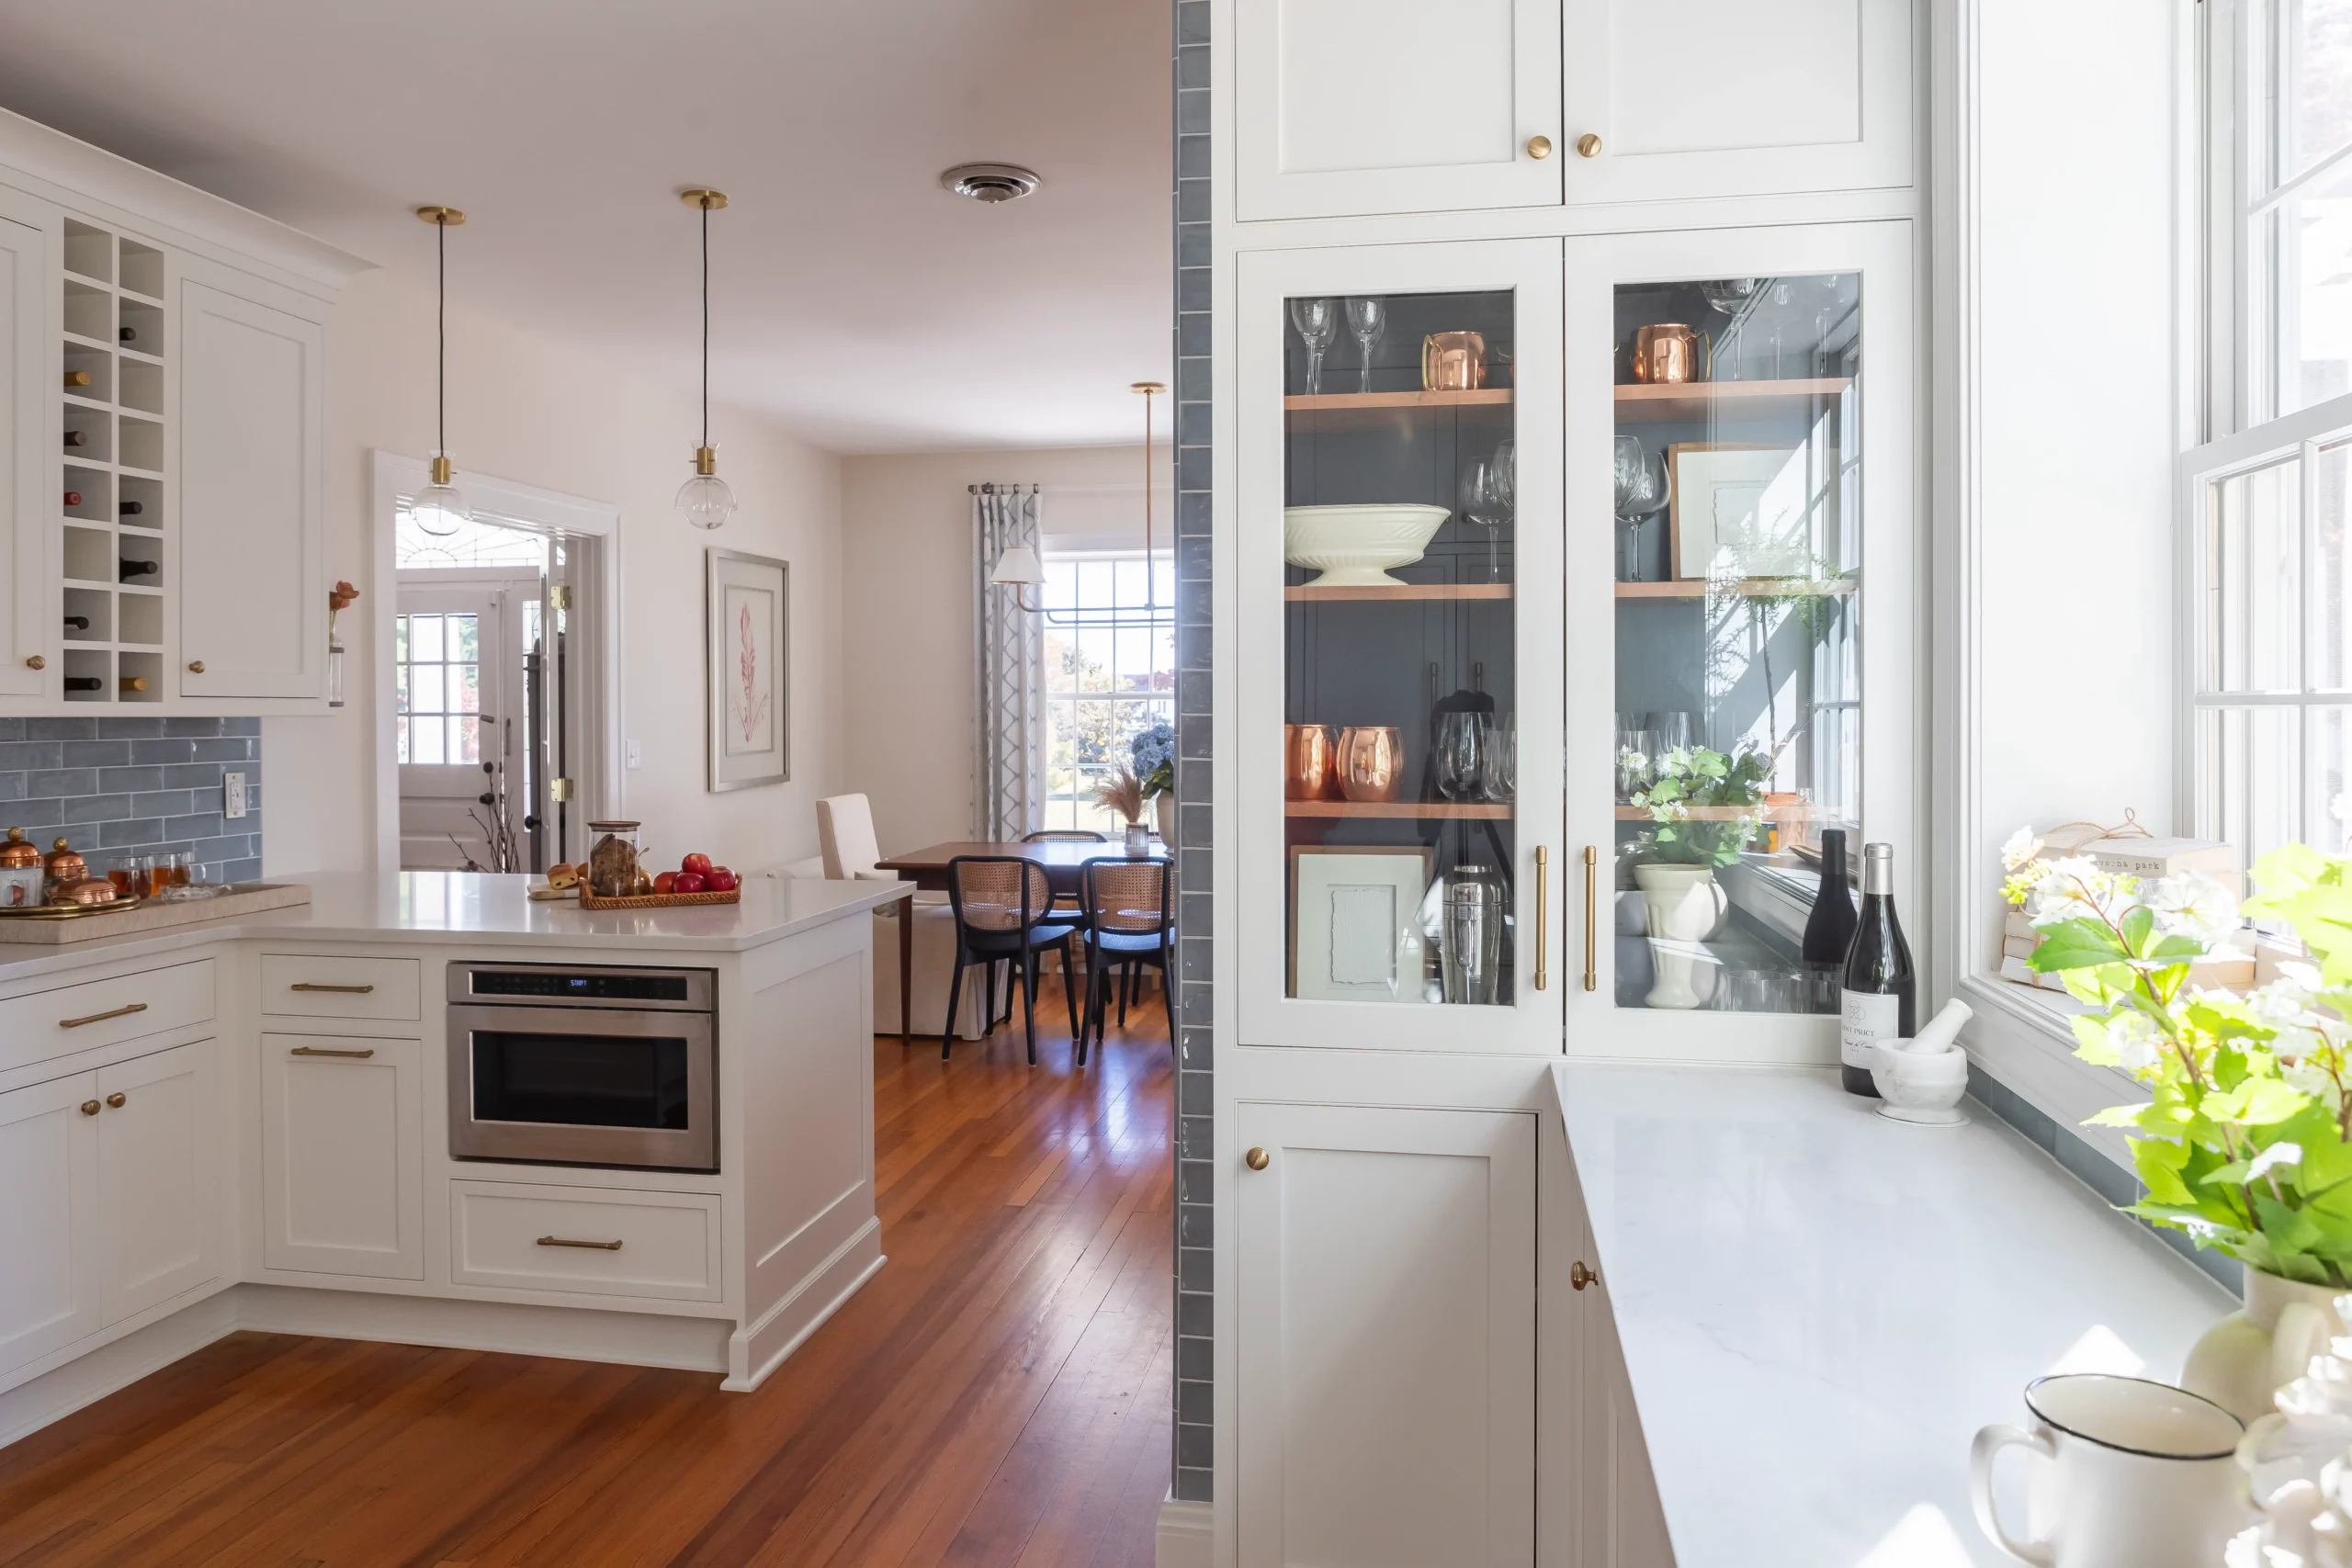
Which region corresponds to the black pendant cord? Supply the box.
[436,214,447,459]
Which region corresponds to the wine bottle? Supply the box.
[62,491,81,509]
[63,430,87,448]
[1801,829,1859,1010]
[62,369,90,389]
[119,676,147,693]
[118,501,143,517]
[119,558,158,581]
[62,676,102,693]
[62,615,88,631]
[1839,841,1915,1098]
[118,326,135,344]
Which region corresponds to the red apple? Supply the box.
[681,852,713,876]
[673,871,707,895]
[705,867,738,893]
[653,871,678,896]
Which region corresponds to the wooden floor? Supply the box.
[0,989,1176,1568]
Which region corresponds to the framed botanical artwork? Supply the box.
[706,548,789,792]
[1667,442,1813,581]
[1287,844,1435,1003]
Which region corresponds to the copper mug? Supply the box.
[1284,723,1340,801]
[1335,726,1404,803]
[1420,332,1487,392]
[1631,323,1711,385]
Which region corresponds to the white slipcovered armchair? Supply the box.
[806,794,988,1041]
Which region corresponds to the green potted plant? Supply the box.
[2009,834,2352,1419]
[1628,745,1769,1009]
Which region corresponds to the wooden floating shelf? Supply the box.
[1286,801,1511,819]
[1615,577,1859,600]
[1285,582,1513,603]
[1613,378,1851,424]
[1285,389,1514,412]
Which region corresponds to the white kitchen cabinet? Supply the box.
[1234,0,1562,220]
[175,267,325,702]
[1564,1163,1674,1567]
[96,1040,220,1324]
[261,1032,424,1280]
[0,1070,99,1378]
[0,185,51,699]
[1236,1101,1535,1568]
[1557,0,1913,208]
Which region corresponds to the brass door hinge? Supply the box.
[548,777,575,803]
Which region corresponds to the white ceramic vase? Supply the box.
[2181,1268,2346,1424]
[1634,863,1725,1010]
[1156,792,1175,848]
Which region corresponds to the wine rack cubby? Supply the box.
[59,218,167,703]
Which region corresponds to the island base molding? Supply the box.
[1153,1496,1213,1568]
[724,1218,887,1391]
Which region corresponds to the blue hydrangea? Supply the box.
[1130,722,1176,795]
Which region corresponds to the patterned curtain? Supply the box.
[973,484,1045,840]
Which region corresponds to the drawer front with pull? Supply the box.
[448,1180,721,1303]
[259,954,421,1021]
[0,960,216,1076]
[261,1034,423,1280]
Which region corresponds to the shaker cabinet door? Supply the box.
[261,1033,424,1280]
[1559,0,1913,208]
[1237,1102,1535,1568]
[0,186,54,700]
[0,1070,100,1379]
[1235,0,1562,220]
[176,272,323,700]
[96,1040,220,1325]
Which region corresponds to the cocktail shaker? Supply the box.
[1441,863,1505,1005]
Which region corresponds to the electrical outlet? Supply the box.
[223,772,248,820]
[626,739,642,770]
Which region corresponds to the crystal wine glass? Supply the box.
[1344,297,1385,395]
[1290,298,1340,396]
[1459,457,1503,582]
[1483,717,1517,804]
[1432,711,1487,802]
[1614,435,1666,581]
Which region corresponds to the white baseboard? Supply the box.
[0,1290,241,1450]
[1156,1495,1214,1568]
[725,1218,885,1391]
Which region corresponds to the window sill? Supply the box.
[1956,971,2142,1169]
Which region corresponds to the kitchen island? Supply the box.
[0,872,909,1448]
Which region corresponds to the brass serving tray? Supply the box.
[0,895,143,920]
[576,887,741,911]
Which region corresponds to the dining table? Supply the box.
[870,838,1170,1044]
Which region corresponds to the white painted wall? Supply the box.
[265,269,845,877]
[839,445,1168,853]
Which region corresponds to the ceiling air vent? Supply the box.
[940,164,1041,204]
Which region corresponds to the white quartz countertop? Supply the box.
[1555,1062,2235,1568]
[0,872,908,986]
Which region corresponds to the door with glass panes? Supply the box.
[1562,220,1917,1060]
[1238,239,1565,1054]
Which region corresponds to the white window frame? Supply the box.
[1037,547,1175,835]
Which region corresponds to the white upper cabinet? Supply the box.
[0,186,51,700]
[1236,0,1563,220]
[176,269,324,702]
[1559,0,1914,206]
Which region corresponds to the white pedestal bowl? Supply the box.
[1284,503,1452,587]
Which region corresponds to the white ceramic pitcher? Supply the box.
[1970,1373,2247,1568]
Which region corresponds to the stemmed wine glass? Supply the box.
[1432,711,1487,802]
[1344,297,1385,395]
[1460,457,1505,582]
[1612,435,1668,581]
[1483,716,1517,804]
[1290,298,1340,396]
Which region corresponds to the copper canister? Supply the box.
[0,828,40,908]
[1631,323,1708,385]
[42,837,86,902]
[1335,727,1404,803]
[1283,724,1340,800]
[1420,332,1487,392]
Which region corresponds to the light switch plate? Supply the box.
[223,772,248,819]
[627,739,642,770]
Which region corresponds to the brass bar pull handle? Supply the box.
[60,1001,146,1029]
[1582,846,1599,993]
[290,982,375,994]
[289,1045,377,1059]
[1533,846,1550,992]
[537,1235,624,1251]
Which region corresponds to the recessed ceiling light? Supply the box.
[941,164,1041,204]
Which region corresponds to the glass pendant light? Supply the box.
[412,205,469,536]
[676,188,736,530]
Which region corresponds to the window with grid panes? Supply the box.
[1040,553,1175,834]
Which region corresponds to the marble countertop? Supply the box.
[1554,1062,2234,1568]
[0,872,908,986]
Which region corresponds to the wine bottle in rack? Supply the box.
[118,326,136,344]
[1801,829,1858,1011]
[119,557,158,581]
[62,370,90,389]
[62,676,102,693]
[62,491,81,509]
[1838,841,1916,1098]
[62,615,88,631]
[62,430,87,448]
[119,677,147,693]
[118,501,143,517]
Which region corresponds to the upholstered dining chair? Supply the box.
[1075,856,1173,1065]
[943,856,1081,1064]
[815,793,985,1041]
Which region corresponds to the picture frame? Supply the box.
[1287,844,1435,1003]
[706,548,789,792]
[1667,442,1812,581]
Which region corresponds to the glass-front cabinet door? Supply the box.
[1563,222,1917,1061]
[1238,239,1564,1053]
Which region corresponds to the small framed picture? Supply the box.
[1288,845,1435,1003]
[707,548,789,792]
[1668,442,1812,581]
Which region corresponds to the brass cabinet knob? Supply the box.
[1576,133,1603,158]
[80,1099,100,1116]
[187,660,206,673]
[1526,134,1554,160]
[1245,1146,1270,1171]
[106,1091,126,1109]
[1570,1259,1598,1291]
[25,655,43,671]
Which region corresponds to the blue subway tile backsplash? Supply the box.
[0,716,260,884]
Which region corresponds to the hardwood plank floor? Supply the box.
[0,987,1176,1568]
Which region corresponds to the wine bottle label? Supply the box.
[1840,989,1902,1067]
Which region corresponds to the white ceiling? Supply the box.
[0,0,1173,453]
